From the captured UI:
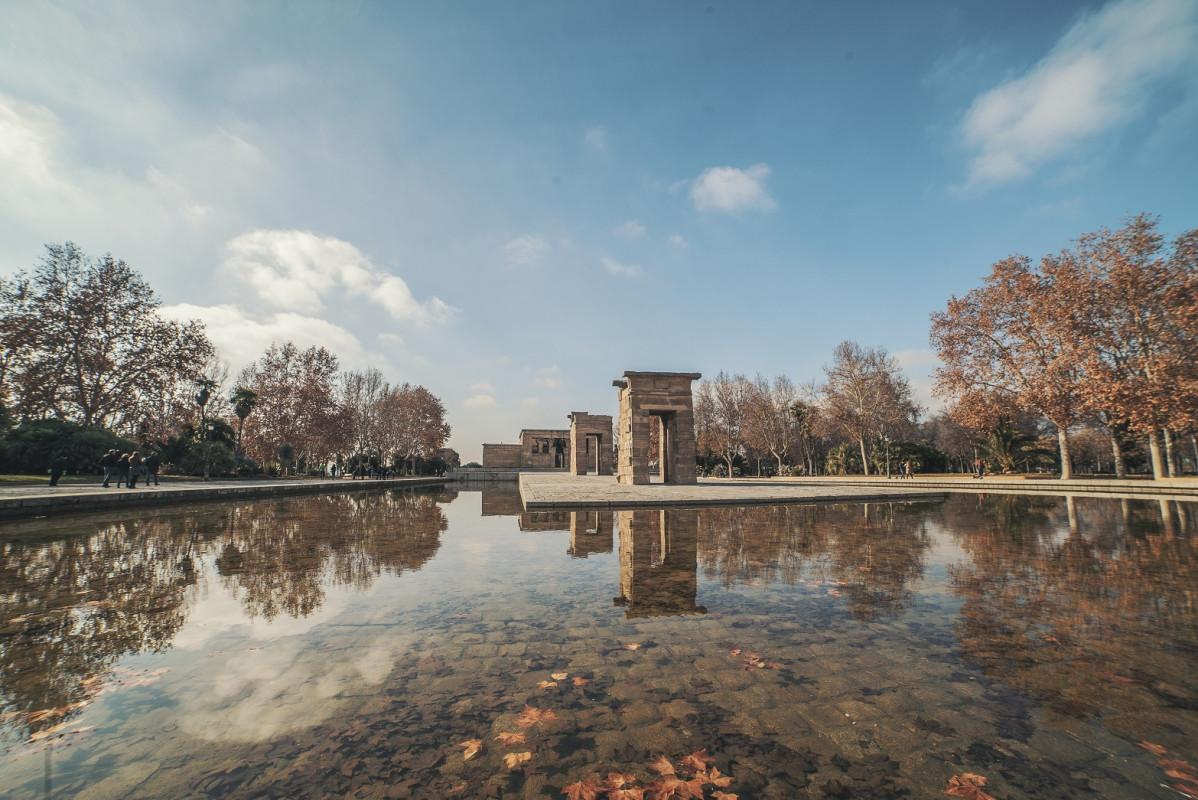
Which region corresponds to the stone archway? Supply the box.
[611,371,701,485]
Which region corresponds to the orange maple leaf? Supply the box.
[648,755,676,776]
[504,751,532,770]
[495,731,527,746]
[707,767,732,788]
[712,793,739,800]
[561,777,603,800]
[608,788,644,800]
[606,772,638,788]
[515,705,557,728]
[458,739,483,761]
[945,773,997,800]
[681,749,716,771]
[538,680,559,689]
[573,676,591,687]
[1138,741,1169,755]
[551,672,568,680]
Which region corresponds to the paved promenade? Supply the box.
[519,472,1198,509]
[0,476,450,520]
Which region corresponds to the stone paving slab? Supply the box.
[0,477,450,521]
[518,473,1198,509]
[519,473,946,510]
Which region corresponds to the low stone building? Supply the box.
[482,429,571,469]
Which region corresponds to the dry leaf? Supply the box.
[608,788,644,800]
[713,793,739,800]
[538,680,559,689]
[708,767,733,788]
[515,705,557,728]
[623,643,641,651]
[648,755,676,776]
[606,772,637,788]
[459,739,483,761]
[551,672,568,680]
[681,749,716,771]
[495,731,527,746]
[1138,741,1169,755]
[561,777,603,800]
[573,677,591,687]
[504,751,532,770]
[945,773,997,800]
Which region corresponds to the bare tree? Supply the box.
[821,341,919,475]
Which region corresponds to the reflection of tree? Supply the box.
[948,496,1198,750]
[0,489,450,741]
[0,514,214,739]
[696,503,933,620]
[217,491,448,620]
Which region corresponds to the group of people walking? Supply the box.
[98,449,161,488]
[892,460,916,479]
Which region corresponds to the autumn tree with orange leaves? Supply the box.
[930,253,1086,479]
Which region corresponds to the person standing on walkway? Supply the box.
[128,452,143,489]
[100,449,118,487]
[49,453,69,486]
[975,459,984,479]
[144,452,161,487]
[117,452,131,488]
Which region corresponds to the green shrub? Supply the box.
[0,419,138,475]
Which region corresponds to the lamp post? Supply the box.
[884,434,891,479]
[205,422,214,480]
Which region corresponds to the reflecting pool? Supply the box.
[1,488,1195,799]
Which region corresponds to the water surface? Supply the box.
[1,488,1194,799]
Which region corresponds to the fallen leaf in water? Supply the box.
[495,731,527,746]
[606,772,638,789]
[450,782,467,793]
[648,755,676,776]
[1098,671,1134,684]
[945,772,996,800]
[712,793,739,800]
[504,751,532,770]
[681,749,716,771]
[1138,741,1169,755]
[729,648,742,656]
[573,677,590,687]
[515,705,557,728]
[551,672,568,680]
[561,777,603,800]
[459,739,483,761]
[537,680,559,689]
[608,788,644,800]
[623,643,641,651]
[708,767,733,788]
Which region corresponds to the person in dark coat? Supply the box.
[100,449,118,487]
[49,453,69,486]
[128,452,143,489]
[117,453,131,488]
[144,452,161,487]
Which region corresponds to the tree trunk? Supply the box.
[858,438,870,476]
[724,454,735,477]
[1191,432,1198,476]
[773,450,783,476]
[1163,428,1178,477]
[1148,431,1166,480]
[1057,427,1073,480]
[1109,431,1126,479]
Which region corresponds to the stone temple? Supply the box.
[612,371,701,486]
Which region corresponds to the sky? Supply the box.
[1,0,1196,461]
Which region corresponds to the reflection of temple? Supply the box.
[614,509,706,618]
[569,511,614,558]
[482,429,570,469]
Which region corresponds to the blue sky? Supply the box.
[2,0,1195,461]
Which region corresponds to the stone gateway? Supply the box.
[612,371,701,485]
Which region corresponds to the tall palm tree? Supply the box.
[231,387,258,463]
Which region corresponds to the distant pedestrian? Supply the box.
[144,452,161,487]
[117,453,131,488]
[128,452,143,489]
[904,460,914,480]
[975,459,984,479]
[100,449,118,487]
[49,453,69,486]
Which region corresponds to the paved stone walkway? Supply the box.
[0,476,449,520]
[519,473,1198,509]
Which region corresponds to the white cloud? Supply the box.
[502,234,550,267]
[463,394,497,409]
[690,164,777,214]
[222,229,455,324]
[958,0,1198,188]
[601,256,644,278]
[162,303,374,375]
[378,332,404,347]
[584,126,609,152]
[668,234,687,247]
[614,219,646,238]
